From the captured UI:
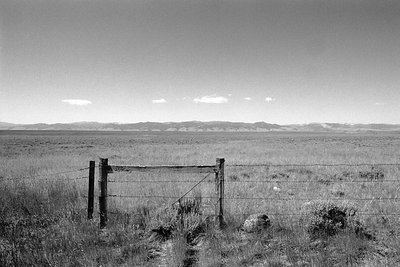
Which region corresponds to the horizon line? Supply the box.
[2,121,400,126]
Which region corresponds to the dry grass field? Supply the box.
[1,130,400,266]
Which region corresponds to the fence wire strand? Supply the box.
[0,167,90,182]
[108,179,399,184]
[216,213,400,217]
[31,175,88,181]
[226,163,400,167]
[226,179,400,183]
[107,194,400,202]
[223,196,400,201]
[108,179,212,183]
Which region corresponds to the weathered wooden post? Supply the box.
[87,160,95,220]
[216,158,225,228]
[99,158,108,228]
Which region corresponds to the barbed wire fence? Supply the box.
[0,165,92,216]
[2,159,400,227]
[223,162,400,220]
[90,159,400,228]
[0,167,90,182]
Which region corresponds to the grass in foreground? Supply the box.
[1,179,400,266]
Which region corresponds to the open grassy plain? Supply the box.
[1,130,400,266]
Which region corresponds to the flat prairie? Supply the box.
[1,130,400,266]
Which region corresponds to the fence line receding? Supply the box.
[82,159,400,229]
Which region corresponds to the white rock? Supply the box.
[273,186,281,192]
[242,213,271,233]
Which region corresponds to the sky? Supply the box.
[1,0,400,124]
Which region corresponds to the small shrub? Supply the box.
[330,189,345,197]
[229,174,239,181]
[301,200,372,240]
[268,173,289,179]
[150,225,175,242]
[286,168,313,176]
[359,167,385,180]
[241,173,251,179]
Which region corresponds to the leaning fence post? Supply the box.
[87,161,95,220]
[216,158,225,228]
[99,158,108,228]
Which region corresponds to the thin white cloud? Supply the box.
[228,93,232,97]
[193,95,228,104]
[62,99,92,106]
[374,102,385,106]
[265,97,276,102]
[244,97,252,101]
[152,98,167,104]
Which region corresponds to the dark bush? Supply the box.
[301,201,373,240]
[359,167,384,180]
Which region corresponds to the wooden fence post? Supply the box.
[216,158,225,228]
[99,158,108,228]
[87,160,95,220]
[215,160,219,222]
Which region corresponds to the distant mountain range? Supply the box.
[1,121,400,132]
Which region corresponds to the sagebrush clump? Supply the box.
[301,200,373,240]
